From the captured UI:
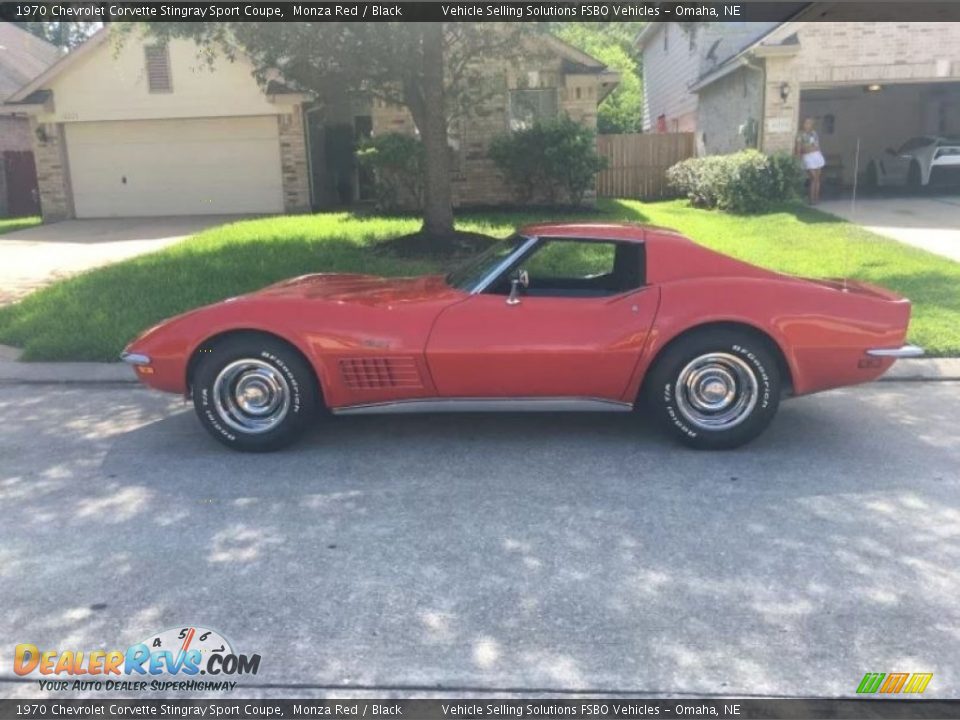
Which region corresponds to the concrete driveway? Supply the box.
[819,192,960,262]
[0,216,248,305]
[1,381,959,699]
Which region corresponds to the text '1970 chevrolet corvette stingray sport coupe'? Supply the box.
[122,223,922,452]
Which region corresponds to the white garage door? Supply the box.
[65,117,285,218]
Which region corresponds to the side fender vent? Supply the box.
[339,357,423,390]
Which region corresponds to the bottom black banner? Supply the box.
[2,699,960,720]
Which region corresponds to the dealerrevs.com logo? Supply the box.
[14,626,261,693]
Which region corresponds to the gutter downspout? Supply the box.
[744,56,766,151]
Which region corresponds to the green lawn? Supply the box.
[0,200,957,360]
[0,216,40,235]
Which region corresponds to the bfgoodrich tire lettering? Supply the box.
[192,336,319,452]
[644,329,782,450]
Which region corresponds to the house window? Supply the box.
[508,88,558,131]
[144,45,172,93]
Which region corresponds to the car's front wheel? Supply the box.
[643,329,781,450]
[192,335,319,452]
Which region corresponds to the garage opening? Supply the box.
[799,81,960,196]
[65,116,285,218]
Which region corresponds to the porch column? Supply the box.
[30,118,74,222]
[278,106,311,214]
[760,56,800,155]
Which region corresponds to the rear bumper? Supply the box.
[866,345,924,358]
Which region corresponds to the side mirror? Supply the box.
[507,278,521,305]
[506,269,529,306]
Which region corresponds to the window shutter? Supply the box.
[144,45,172,92]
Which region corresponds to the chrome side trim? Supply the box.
[120,352,151,366]
[470,235,538,294]
[866,345,925,358]
[332,397,634,416]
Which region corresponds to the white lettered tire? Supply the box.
[644,329,781,450]
[192,335,319,452]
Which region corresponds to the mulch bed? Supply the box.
[376,230,498,259]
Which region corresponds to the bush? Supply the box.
[489,116,606,206]
[356,133,424,212]
[666,149,804,213]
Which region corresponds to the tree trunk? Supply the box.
[414,23,456,242]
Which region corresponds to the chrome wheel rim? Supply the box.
[675,352,758,431]
[212,359,291,434]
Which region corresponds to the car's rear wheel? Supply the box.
[865,162,879,191]
[192,335,319,452]
[643,329,781,450]
[907,161,922,191]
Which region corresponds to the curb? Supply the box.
[0,357,958,386]
[0,361,137,384]
[876,358,960,382]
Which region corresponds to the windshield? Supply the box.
[898,137,934,154]
[445,234,527,291]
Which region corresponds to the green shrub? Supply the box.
[666,149,804,213]
[489,116,606,206]
[356,133,424,211]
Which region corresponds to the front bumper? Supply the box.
[120,351,152,366]
[866,345,925,358]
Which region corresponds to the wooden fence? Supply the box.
[596,133,696,200]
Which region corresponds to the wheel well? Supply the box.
[185,329,325,404]
[643,321,794,397]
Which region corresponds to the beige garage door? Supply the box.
[65,117,285,217]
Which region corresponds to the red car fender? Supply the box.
[623,275,907,402]
[126,301,329,398]
[621,279,797,404]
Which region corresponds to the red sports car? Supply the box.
[122,223,921,452]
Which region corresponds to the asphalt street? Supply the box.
[1,381,958,700]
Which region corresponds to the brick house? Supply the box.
[369,35,618,207]
[0,24,60,217]
[637,21,778,137]
[638,13,960,184]
[4,27,616,222]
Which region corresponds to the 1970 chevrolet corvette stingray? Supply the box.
[122,223,921,452]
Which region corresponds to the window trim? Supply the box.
[144,44,173,94]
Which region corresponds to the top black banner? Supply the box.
[3,699,960,720]
[2,1,960,23]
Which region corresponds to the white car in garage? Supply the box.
[867,136,960,188]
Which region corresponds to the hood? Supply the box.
[249,273,461,305]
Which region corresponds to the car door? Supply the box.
[425,239,659,400]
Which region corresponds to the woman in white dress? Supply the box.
[795,117,825,205]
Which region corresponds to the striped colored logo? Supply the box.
[857,673,933,694]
